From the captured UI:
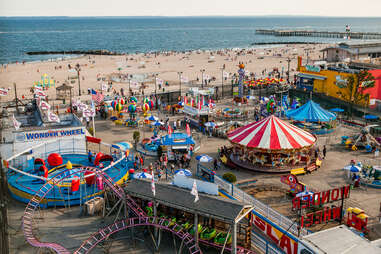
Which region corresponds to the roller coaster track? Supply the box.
[74,217,201,254]
[22,166,254,254]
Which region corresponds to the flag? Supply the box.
[184,96,188,105]
[101,83,108,91]
[198,100,202,110]
[91,89,104,104]
[191,180,199,202]
[78,103,88,112]
[0,88,9,96]
[223,71,230,78]
[39,100,51,110]
[186,123,191,137]
[34,89,46,98]
[168,125,173,136]
[12,114,21,130]
[151,170,156,196]
[47,111,60,123]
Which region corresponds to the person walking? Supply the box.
[214,159,218,171]
[323,145,327,159]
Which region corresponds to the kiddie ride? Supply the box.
[341,125,381,152]
[7,151,130,207]
[345,207,369,234]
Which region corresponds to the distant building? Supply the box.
[321,41,381,62]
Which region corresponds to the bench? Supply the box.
[291,168,306,175]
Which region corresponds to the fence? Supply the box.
[251,231,283,254]
[206,164,308,237]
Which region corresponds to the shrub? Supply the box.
[133,131,140,146]
[222,172,237,183]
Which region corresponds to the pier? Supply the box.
[256,29,381,39]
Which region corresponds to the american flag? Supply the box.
[91,89,104,104]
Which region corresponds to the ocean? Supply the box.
[0,16,381,64]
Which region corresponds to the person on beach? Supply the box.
[323,145,327,159]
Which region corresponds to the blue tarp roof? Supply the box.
[161,132,195,146]
[285,100,336,122]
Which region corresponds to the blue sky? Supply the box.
[1,0,380,17]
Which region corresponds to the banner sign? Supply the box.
[15,127,85,142]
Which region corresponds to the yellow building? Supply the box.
[297,62,369,106]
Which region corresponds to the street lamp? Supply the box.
[200,69,205,88]
[177,71,183,96]
[221,66,225,98]
[286,58,291,84]
[154,73,158,109]
[75,63,81,96]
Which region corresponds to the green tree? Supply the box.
[133,131,140,147]
[337,70,375,117]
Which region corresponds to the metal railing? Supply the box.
[214,174,308,237]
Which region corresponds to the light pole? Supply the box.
[75,63,81,96]
[178,71,183,97]
[221,66,225,98]
[200,69,205,89]
[154,73,158,109]
[286,58,291,84]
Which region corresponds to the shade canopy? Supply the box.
[227,115,316,151]
[286,100,336,122]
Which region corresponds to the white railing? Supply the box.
[215,175,308,237]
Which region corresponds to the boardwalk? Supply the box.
[256,29,381,39]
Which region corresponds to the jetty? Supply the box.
[256,29,381,39]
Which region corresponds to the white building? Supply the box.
[321,41,381,62]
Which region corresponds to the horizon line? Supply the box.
[0,15,380,18]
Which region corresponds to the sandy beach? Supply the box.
[0,43,326,101]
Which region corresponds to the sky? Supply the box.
[0,0,380,17]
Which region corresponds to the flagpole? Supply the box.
[91,100,96,137]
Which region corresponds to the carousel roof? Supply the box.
[227,115,316,150]
[285,100,336,122]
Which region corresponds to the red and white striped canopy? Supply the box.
[227,115,316,150]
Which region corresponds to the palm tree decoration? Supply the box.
[337,70,375,117]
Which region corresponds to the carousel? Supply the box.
[225,115,317,173]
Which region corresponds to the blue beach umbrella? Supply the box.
[115,142,132,150]
[134,172,153,179]
[196,154,213,163]
[364,114,378,120]
[146,115,159,121]
[152,121,164,126]
[174,168,192,177]
[330,108,344,112]
[350,165,360,173]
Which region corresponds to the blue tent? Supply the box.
[161,132,195,146]
[285,100,336,122]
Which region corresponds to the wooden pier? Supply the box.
[256,29,381,39]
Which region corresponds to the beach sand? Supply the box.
[0,43,326,102]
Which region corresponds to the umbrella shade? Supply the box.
[364,114,379,120]
[146,115,159,121]
[178,101,184,106]
[330,108,344,112]
[152,121,164,126]
[246,95,256,100]
[350,165,360,172]
[196,155,213,163]
[174,169,192,177]
[205,122,216,127]
[223,108,230,112]
[134,172,153,179]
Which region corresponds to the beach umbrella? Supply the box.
[223,108,230,112]
[175,169,192,177]
[152,121,164,126]
[204,122,216,127]
[350,165,361,173]
[128,104,136,113]
[246,95,256,100]
[142,103,150,113]
[146,115,159,121]
[119,98,125,105]
[330,108,344,112]
[130,96,138,103]
[134,172,153,179]
[364,114,378,120]
[196,154,213,163]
